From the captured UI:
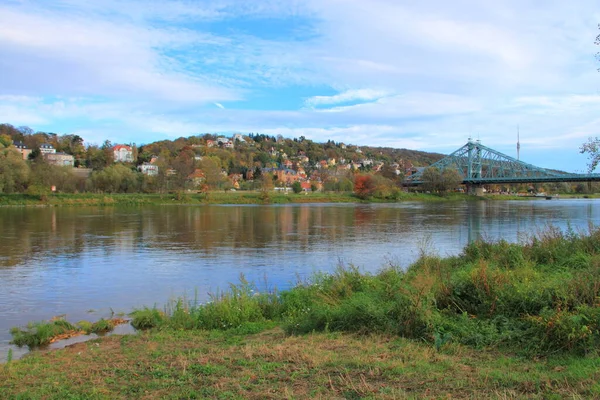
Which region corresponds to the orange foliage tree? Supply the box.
[353,174,376,199]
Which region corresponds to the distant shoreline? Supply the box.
[0,191,484,206]
[0,192,597,207]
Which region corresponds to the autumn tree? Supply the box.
[353,174,377,199]
[199,156,224,190]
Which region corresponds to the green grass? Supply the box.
[0,190,484,206]
[2,328,600,399]
[10,317,128,348]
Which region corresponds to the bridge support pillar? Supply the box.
[467,184,485,196]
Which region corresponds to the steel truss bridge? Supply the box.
[405,139,600,186]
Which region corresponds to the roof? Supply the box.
[113,144,132,151]
[187,169,205,179]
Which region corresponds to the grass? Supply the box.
[0,190,483,206]
[5,225,600,398]
[10,317,129,348]
[2,328,600,399]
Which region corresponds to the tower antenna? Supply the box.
[517,126,521,161]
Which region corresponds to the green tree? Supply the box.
[292,180,302,194]
[440,168,463,193]
[0,134,13,148]
[199,156,224,190]
[421,167,442,193]
[30,161,81,193]
[0,148,30,193]
[87,164,140,193]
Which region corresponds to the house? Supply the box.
[232,133,244,143]
[296,166,307,178]
[12,141,31,160]
[40,143,56,154]
[217,137,234,148]
[206,140,216,148]
[45,152,74,166]
[138,162,159,176]
[113,145,133,163]
[282,159,293,169]
[262,167,299,185]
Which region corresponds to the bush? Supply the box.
[10,319,78,348]
[292,181,302,194]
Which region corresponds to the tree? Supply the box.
[421,167,442,193]
[596,23,600,71]
[422,167,463,194]
[440,168,463,193]
[0,134,13,148]
[579,137,600,172]
[292,181,302,194]
[353,174,377,199]
[87,164,140,193]
[199,156,224,190]
[0,147,30,193]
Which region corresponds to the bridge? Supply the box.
[405,139,600,187]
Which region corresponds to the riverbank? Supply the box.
[2,327,598,399]
[0,191,483,206]
[3,226,600,398]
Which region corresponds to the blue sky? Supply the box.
[0,0,599,172]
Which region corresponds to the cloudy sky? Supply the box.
[0,0,599,172]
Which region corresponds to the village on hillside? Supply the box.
[0,123,448,194]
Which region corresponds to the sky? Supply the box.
[0,0,599,172]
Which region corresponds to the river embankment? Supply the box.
[3,226,600,398]
[0,191,485,206]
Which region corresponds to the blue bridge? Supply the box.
[405,139,600,186]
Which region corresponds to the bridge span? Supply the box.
[405,139,600,186]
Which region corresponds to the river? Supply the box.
[1,199,599,360]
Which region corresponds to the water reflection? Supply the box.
[0,199,599,361]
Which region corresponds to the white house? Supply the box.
[40,143,56,154]
[138,162,158,176]
[113,145,134,163]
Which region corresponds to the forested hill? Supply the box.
[0,123,445,172]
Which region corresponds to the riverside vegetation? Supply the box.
[0,190,481,207]
[3,226,600,398]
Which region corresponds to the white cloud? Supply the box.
[305,89,391,108]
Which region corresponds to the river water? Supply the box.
[1,199,599,360]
